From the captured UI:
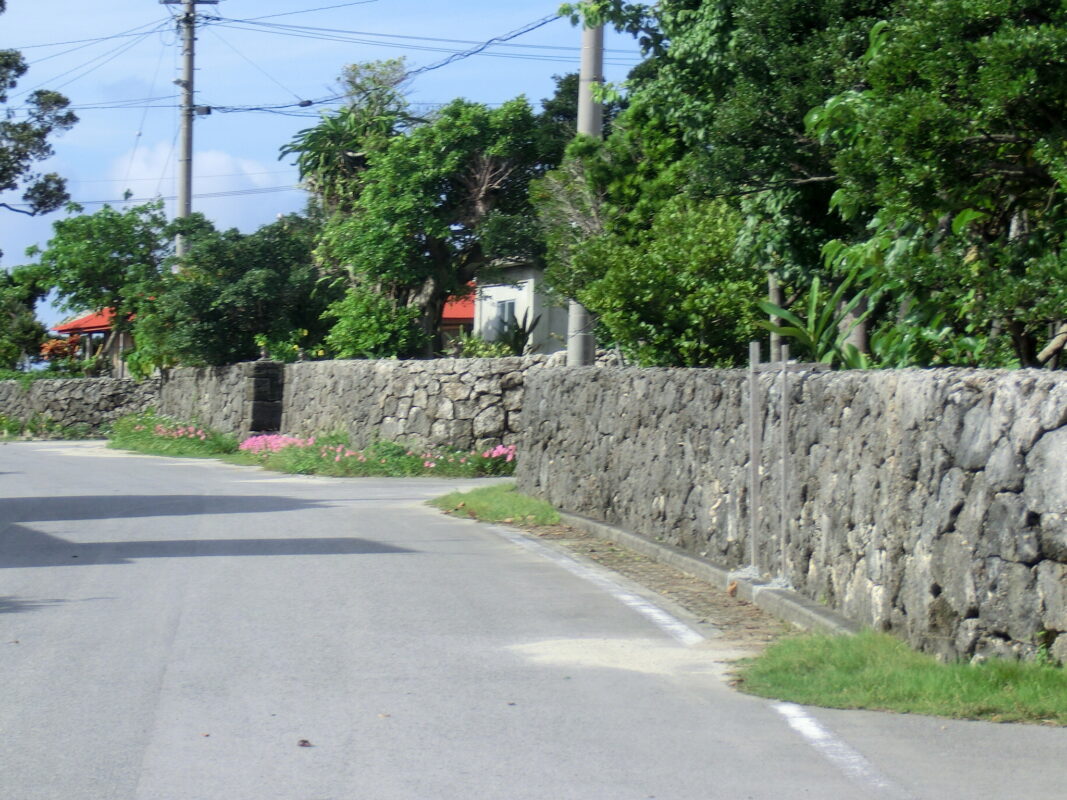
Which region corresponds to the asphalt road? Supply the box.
[2,441,1065,800]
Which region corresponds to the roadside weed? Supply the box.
[430,483,559,525]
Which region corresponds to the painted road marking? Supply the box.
[489,524,705,646]
[487,521,917,797]
[774,702,916,799]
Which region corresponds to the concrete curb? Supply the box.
[557,511,861,637]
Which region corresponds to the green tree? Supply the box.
[131,213,332,368]
[574,197,761,366]
[30,201,170,328]
[304,97,547,353]
[811,0,1067,366]
[561,1,883,282]
[286,65,598,357]
[281,60,421,213]
[0,264,47,369]
[0,0,77,230]
[320,285,426,359]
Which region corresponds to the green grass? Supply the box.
[736,630,1067,725]
[430,482,560,526]
[108,412,516,478]
[0,412,95,441]
[108,411,238,457]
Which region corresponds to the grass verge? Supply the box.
[108,411,516,478]
[0,412,96,441]
[735,630,1067,725]
[109,411,238,457]
[430,482,560,526]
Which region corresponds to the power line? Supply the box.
[4,185,304,210]
[74,169,298,185]
[208,20,641,66]
[15,25,168,99]
[210,14,593,116]
[123,37,171,188]
[204,26,304,102]
[233,0,381,22]
[15,19,173,52]
[207,16,639,55]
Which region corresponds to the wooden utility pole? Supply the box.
[566,23,603,367]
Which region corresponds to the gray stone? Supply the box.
[442,381,472,402]
[1023,427,1067,514]
[473,405,505,438]
[981,492,1040,563]
[1037,561,1067,631]
[1052,633,1067,666]
[984,437,1025,492]
[1038,513,1067,561]
[955,400,1001,470]
[979,559,1039,642]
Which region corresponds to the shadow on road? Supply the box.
[0,524,414,568]
[0,494,341,524]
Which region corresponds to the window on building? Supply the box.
[495,299,517,338]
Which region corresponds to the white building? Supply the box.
[472,266,567,354]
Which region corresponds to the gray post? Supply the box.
[566,23,604,367]
[779,343,790,580]
[176,0,195,257]
[768,274,782,363]
[748,341,762,572]
[162,0,217,258]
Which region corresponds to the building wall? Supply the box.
[474,268,567,354]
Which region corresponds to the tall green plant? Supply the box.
[758,270,873,367]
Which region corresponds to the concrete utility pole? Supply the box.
[162,0,217,257]
[566,23,604,367]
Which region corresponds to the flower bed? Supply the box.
[237,433,516,478]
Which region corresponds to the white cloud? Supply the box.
[105,140,306,233]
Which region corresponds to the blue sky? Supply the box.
[1,0,641,327]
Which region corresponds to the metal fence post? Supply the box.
[748,341,762,573]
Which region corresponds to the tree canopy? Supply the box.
[0,0,77,229]
[285,64,584,356]
[553,0,1067,368]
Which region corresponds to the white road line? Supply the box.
[773,702,916,799]
[489,525,706,646]
[489,521,913,797]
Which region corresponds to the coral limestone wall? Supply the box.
[516,367,1067,662]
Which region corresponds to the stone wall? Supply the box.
[516,367,1067,663]
[0,377,160,434]
[280,356,560,451]
[157,361,283,441]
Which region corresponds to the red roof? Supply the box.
[442,292,474,322]
[53,308,117,334]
